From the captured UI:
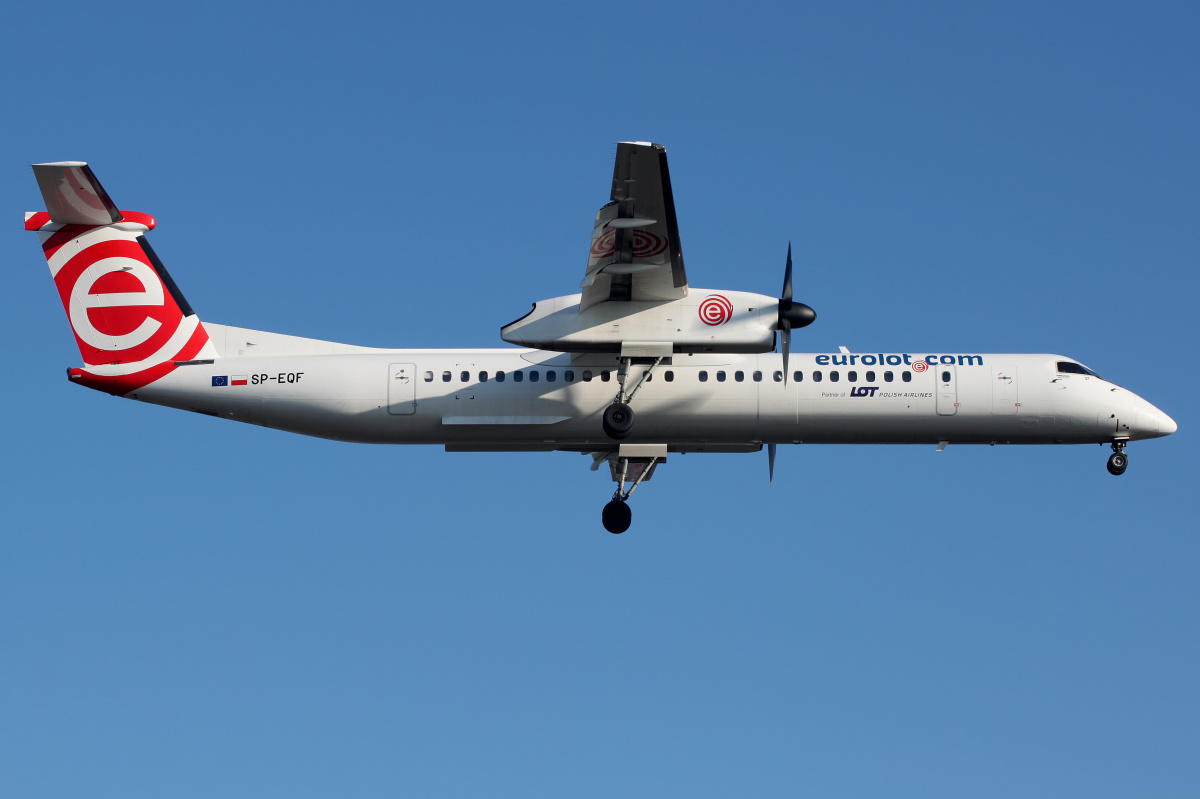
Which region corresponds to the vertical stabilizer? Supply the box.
[26,162,216,395]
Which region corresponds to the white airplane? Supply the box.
[27,143,1177,533]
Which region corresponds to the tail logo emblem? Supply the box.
[69,257,165,351]
[52,233,189,367]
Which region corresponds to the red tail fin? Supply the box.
[27,162,216,395]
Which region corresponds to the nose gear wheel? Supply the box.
[1104,439,1123,475]
[1107,441,1128,476]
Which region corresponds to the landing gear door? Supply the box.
[936,364,958,416]
[388,363,417,415]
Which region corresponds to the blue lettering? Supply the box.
[832,355,848,366]
[887,355,902,366]
[958,355,983,366]
[902,354,913,365]
[940,355,955,365]
[862,355,876,365]
[815,354,830,366]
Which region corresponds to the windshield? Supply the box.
[1056,361,1102,379]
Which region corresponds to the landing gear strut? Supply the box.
[1107,441,1128,476]
[600,453,661,533]
[602,356,663,440]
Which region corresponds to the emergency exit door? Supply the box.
[936,365,958,416]
[387,363,417,415]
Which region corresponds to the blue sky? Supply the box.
[2,1,1198,796]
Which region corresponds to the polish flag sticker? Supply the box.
[231,375,248,386]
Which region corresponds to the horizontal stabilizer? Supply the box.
[32,162,121,226]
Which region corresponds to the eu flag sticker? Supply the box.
[212,376,229,387]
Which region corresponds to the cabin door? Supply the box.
[388,363,417,415]
[936,364,958,416]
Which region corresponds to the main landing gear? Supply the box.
[602,403,634,439]
[1107,441,1128,476]
[602,356,664,439]
[597,451,663,533]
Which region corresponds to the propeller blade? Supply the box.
[768,443,776,485]
[781,325,791,386]
[781,242,793,303]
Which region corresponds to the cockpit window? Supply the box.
[1057,361,1101,378]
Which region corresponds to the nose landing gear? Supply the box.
[1107,441,1128,476]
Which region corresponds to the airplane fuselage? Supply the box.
[119,324,1172,451]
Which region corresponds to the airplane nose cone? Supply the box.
[1135,405,1178,438]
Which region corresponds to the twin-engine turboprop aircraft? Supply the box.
[27,143,1177,533]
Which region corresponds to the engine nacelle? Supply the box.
[500,288,779,353]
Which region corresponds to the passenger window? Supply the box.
[793,371,803,382]
[479,371,488,382]
[442,371,451,382]
[582,370,592,382]
[902,371,911,382]
[813,371,822,382]
[848,370,858,382]
[546,370,556,382]
[884,371,893,382]
[717,371,727,382]
[664,371,674,382]
[460,371,470,382]
[866,371,875,382]
[424,371,433,382]
[600,371,611,382]
[753,371,762,382]
[942,371,951,382]
[513,371,524,383]
[734,371,744,382]
[699,371,709,382]
[496,371,505,383]
[830,371,840,382]
[565,370,574,382]
[529,370,540,382]
[773,371,783,382]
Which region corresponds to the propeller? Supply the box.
[777,242,816,385]
[768,443,776,485]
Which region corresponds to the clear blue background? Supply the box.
[2,2,1197,796]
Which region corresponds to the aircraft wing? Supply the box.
[579,142,688,311]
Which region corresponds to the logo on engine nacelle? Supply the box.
[698,294,733,326]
